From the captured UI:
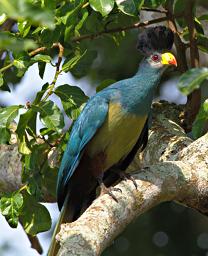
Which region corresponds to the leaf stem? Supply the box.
[19,184,27,192]
[0,62,14,73]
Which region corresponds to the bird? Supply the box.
[48,26,177,256]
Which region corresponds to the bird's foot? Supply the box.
[119,172,138,189]
[99,182,122,202]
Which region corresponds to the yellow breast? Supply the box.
[86,102,147,171]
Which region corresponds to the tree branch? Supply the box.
[71,17,168,42]
[56,148,208,255]
[185,0,201,132]
[165,0,188,73]
[55,102,208,255]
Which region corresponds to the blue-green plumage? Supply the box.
[48,27,177,256]
[57,53,177,212]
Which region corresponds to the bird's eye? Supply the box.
[152,54,159,62]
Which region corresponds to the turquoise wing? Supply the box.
[57,96,109,209]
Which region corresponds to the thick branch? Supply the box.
[0,144,22,194]
[55,103,208,255]
[57,146,208,255]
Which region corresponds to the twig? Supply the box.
[0,62,14,73]
[71,16,168,42]
[141,7,167,14]
[19,220,43,254]
[27,234,43,254]
[184,0,201,132]
[52,43,64,70]
[165,1,188,73]
[41,43,64,101]
[29,47,47,57]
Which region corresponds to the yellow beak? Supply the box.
[161,52,177,66]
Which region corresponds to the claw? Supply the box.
[98,178,121,202]
[120,172,138,189]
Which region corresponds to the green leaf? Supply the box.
[70,50,97,78]
[41,167,58,198]
[0,105,22,128]
[62,50,87,72]
[16,109,36,154]
[22,143,51,199]
[13,59,26,69]
[89,0,115,16]
[33,83,49,105]
[38,62,47,79]
[96,79,116,92]
[0,0,55,29]
[0,192,23,228]
[0,105,21,144]
[197,34,208,53]
[177,68,208,95]
[198,14,208,22]
[0,128,10,144]
[55,84,88,120]
[75,9,89,34]
[194,18,204,35]
[18,21,31,38]
[192,99,208,139]
[115,0,140,16]
[0,32,37,52]
[0,13,7,25]
[21,193,51,235]
[31,101,64,132]
[32,54,52,63]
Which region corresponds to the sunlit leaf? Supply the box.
[0,105,22,144]
[115,0,140,16]
[89,0,115,16]
[32,54,52,63]
[0,192,23,228]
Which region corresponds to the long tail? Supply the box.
[47,186,96,255]
[47,193,71,256]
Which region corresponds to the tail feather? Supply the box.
[47,193,71,256]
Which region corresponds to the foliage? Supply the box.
[0,0,207,243]
[177,68,208,138]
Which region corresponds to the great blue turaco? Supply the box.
[48,26,177,255]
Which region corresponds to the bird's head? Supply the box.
[146,52,177,69]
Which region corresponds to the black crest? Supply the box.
[137,26,174,56]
